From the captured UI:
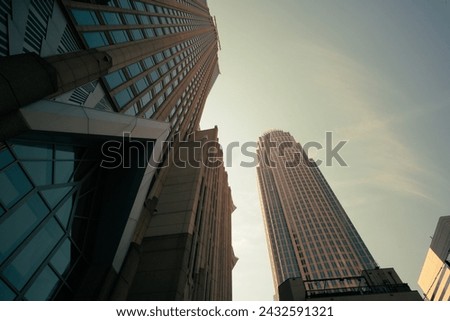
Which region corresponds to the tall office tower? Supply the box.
[418,216,450,301]
[257,130,420,300]
[126,127,237,300]
[0,0,223,300]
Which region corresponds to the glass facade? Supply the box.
[0,140,92,300]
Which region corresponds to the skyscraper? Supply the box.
[256,130,420,300]
[0,0,227,300]
[418,216,450,301]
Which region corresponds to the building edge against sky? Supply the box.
[256,129,421,300]
[418,216,450,301]
[0,0,236,300]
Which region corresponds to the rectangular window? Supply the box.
[153,82,163,95]
[154,52,164,63]
[139,15,150,24]
[82,32,108,48]
[115,87,133,108]
[101,12,121,25]
[124,14,137,25]
[144,28,155,38]
[130,29,143,40]
[143,57,155,69]
[71,9,99,26]
[104,69,126,89]
[127,63,143,78]
[135,78,149,93]
[110,30,129,44]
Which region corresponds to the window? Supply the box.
[139,15,150,24]
[144,28,155,38]
[71,9,99,26]
[101,12,121,25]
[83,32,108,48]
[135,78,149,93]
[130,29,143,40]
[143,57,155,69]
[127,63,143,78]
[154,52,164,63]
[110,30,129,44]
[124,14,137,25]
[104,70,126,89]
[115,87,133,108]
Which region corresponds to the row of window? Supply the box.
[72,8,208,28]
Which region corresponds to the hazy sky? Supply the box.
[200,0,450,300]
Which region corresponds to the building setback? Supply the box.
[256,130,421,300]
[0,0,234,301]
[418,216,450,301]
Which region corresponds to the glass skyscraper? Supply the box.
[0,0,224,300]
[256,130,379,297]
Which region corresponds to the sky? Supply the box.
[200,0,450,301]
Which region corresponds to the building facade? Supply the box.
[256,130,419,300]
[125,127,236,300]
[418,216,450,301]
[0,0,226,300]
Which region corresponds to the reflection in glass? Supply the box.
[24,266,59,300]
[3,219,64,290]
[0,163,33,207]
[0,194,49,263]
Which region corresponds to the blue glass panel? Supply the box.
[155,28,163,36]
[83,32,108,48]
[0,148,14,170]
[139,15,150,24]
[124,14,137,25]
[71,9,99,26]
[21,161,52,186]
[54,161,75,184]
[0,194,49,263]
[154,53,164,63]
[3,219,63,290]
[55,195,74,228]
[13,143,52,160]
[131,29,143,40]
[55,146,75,160]
[115,88,133,108]
[24,266,59,300]
[127,63,143,78]
[104,70,126,89]
[150,16,159,24]
[154,82,162,94]
[41,187,73,209]
[50,238,71,275]
[118,0,132,9]
[102,11,121,25]
[144,28,155,38]
[0,280,15,300]
[135,78,148,93]
[140,92,152,106]
[0,163,32,207]
[134,1,145,11]
[150,70,159,82]
[143,57,154,69]
[110,30,129,44]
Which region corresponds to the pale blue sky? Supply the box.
[201,0,450,300]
